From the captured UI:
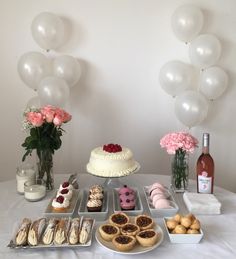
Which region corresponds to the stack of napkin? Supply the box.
[183,192,222,214]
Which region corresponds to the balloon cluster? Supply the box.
[159,5,228,128]
[18,12,81,107]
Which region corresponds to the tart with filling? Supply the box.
[120,223,140,236]
[99,224,120,241]
[109,212,129,228]
[135,215,154,230]
[112,235,136,251]
[136,229,158,247]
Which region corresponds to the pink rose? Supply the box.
[26,112,44,127]
[41,105,56,123]
[54,108,72,125]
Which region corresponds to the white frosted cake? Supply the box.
[87,144,139,177]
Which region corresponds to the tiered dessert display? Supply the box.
[86,143,140,188]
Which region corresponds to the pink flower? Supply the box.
[53,108,72,126]
[160,131,198,154]
[26,112,44,127]
[40,105,56,123]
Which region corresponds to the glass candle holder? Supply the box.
[24,179,46,201]
[16,164,36,194]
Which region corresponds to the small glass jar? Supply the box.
[16,164,36,194]
[24,179,46,201]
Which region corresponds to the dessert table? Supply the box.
[1,173,236,259]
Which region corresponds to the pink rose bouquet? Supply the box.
[160,132,198,192]
[22,105,72,190]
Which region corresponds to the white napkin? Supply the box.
[183,192,222,215]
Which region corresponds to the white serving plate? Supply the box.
[78,189,109,221]
[95,221,164,254]
[8,217,95,249]
[113,188,143,216]
[163,217,204,244]
[143,186,179,217]
[44,189,80,217]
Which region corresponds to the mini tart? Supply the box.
[136,229,158,247]
[112,235,136,252]
[135,215,154,230]
[99,224,120,241]
[120,223,140,236]
[109,212,129,228]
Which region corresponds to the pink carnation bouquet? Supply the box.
[22,105,72,190]
[160,132,198,191]
[160,132,198,155]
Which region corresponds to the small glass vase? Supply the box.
[171,149,189,192]
[37,149,54,191]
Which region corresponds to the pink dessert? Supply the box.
[148,182,166,194]
[120,198,135,210]
[152,193,167,204]
[118,185,135,195]
[153,198,171,209]
[118,185,136,210]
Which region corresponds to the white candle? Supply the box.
[16,167,36,194]
[24,183,46,201]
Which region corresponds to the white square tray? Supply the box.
[113,188,143,216]
[143,186,179,217]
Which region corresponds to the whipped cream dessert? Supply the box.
[87,144,138,177]
[52,195,70,211]
[57,188,73,200]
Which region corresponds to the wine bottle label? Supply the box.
[198,174,212,193]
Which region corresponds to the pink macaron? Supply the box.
[148,182,166,194]
[153,198,171,209]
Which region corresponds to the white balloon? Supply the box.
[38,76,70,107]
[26,96,41,109]
[189,34,222,68]
[17,52,51,90]
[175,90,209,128]
[31,12,65,50]
[159,60,193,97]
[53,55,81,87]
[171,5,204,42]
[199,66,228,100]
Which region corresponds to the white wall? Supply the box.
[0,0,236,192]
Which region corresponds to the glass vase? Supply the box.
[37,149,54,191]
[171,149,189,192]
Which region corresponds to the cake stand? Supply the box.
[87,162,140,189]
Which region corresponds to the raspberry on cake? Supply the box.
[59,181,74,191]
[52,195,70,212]
[57,188,73,200]
[86,144,139,177]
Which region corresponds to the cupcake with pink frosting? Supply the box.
[118,185,136,210]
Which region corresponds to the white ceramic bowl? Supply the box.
[163,217,204,244]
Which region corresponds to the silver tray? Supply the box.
[143,186,179,217]
[113,188,143,216]
[8,217,95,249]
[78,189,109,221]
[44,189,80,217]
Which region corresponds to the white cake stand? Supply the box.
[87,162,140,189]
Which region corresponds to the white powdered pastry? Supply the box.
[87,146,138,177]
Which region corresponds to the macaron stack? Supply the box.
[148,182,171,209]
[118,185,136,210]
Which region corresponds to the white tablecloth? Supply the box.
[1,173,236,259]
